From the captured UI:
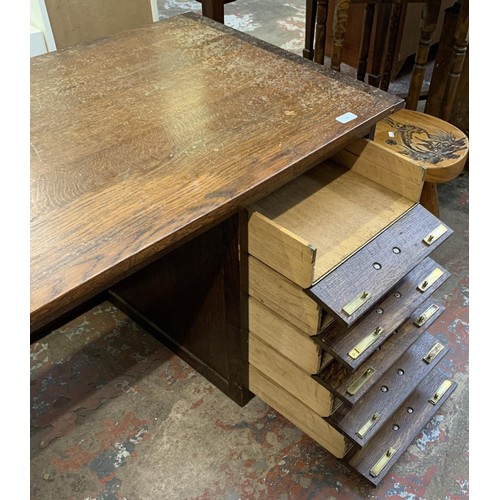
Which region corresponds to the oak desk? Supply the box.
[30,13,402,404]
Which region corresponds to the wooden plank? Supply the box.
[347,364,457,486]
[249,297,324,374]
[327,332,449,447]
[314,298,445,405]
[313,257,450,370]
[251,161,414,285]
[247,211,316,289]
[249,333,335,416]
[249,366,350,458]
[248,256,330,335]
[307,204,453,327]
[335,138,425,202]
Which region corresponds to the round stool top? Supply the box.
[374,109,469,183]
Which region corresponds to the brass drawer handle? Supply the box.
[417,268,444,292]
[342,291,371,316]
[423,342,444,364]
[370,447,397,477]
[414,304,440,326]
[357,413,380,438]
[349,327,383,360]
[347,367,376,396]
[429,380,452,405]
[423,224,447,245]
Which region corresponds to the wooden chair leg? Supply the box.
[357,3,375,82]
[367,2,390,88]
[314,0,329,65]
[420,182,440,217]
[380,0,403,91]
[329,0,349,70]
[304,0,318,60]
[201,0,225,23]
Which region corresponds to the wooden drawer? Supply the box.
[307,204,452,327]
[248,256,333,335]
[313,257,450,370]
[247,139,426,289]
[347,364,457,485]
[249,365,351,459]
[326,333,449,448]
[249,333,335,416]
[314,298,445,406]
[249,297,331,374]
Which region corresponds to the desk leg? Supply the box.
[109,213,253,407]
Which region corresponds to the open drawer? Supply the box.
[247,138,427,289]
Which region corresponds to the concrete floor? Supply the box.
[30,3,469,499]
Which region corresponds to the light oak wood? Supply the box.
[249,366,349,458]
[249,160,415,287]
[335,138,426,202]
[248,256,332,335]
[249,297,324,374]
[249,333,334,416]
[247,212,316,288]
[30,13,402,334]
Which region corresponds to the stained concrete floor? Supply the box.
[30,3,469,499]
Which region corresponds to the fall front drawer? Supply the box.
[245,138,457,486]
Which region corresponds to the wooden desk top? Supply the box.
[30,13,402,334]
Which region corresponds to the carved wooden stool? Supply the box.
[373,109,468,216]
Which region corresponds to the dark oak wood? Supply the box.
[327,331,449,447]
[196,0,237,24]
[307,204,452,327]
[313,257,449,370]
[30,12,403,336]
[314,297,445,405]
[347,363,457,486]
[109,214,252,406]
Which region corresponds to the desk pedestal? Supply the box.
[110,213,253,407]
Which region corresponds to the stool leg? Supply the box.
[420,182,440,217]
[303,0,317,60]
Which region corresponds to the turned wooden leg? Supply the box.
[420,182,440,217]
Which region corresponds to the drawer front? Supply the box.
[347,364,457,486]
[249,333,335,416]
[249,297,326,374]
[313,257,450,370]
[307,204,452,327]
[248,256,332,335]
[249,365,350,458]
[314,298,445,405]
[327,332,449,447]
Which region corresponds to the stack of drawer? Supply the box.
[245,138,457,486]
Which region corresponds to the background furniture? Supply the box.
[308,0,469,216]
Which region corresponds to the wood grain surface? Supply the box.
[30,12,402,335]
[313,257,450,370]
[327,332,449,447]
[314,297,445,405]
[249,160,414,286]
[347,362,457,486]
[307,204,452,326]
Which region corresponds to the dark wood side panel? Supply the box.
[314,298,445,405]
[313,257,450,370]
[327,332,449,448]
[347,364,457,486]
[109,214,253,407]
[307,204,452,327]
